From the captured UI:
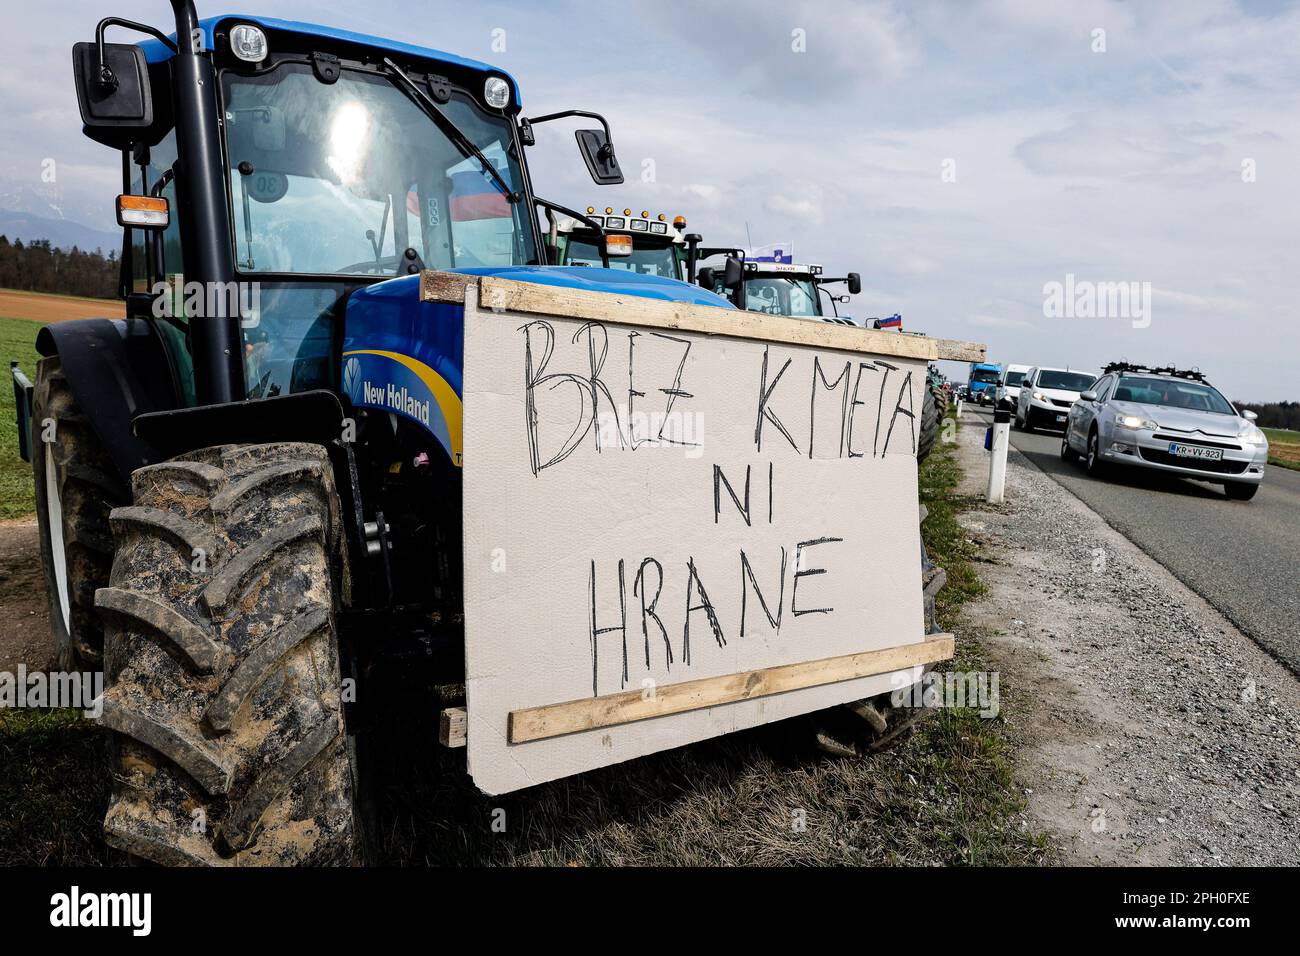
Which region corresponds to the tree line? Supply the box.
[1235,401,1300,432]
[0,235,119,300]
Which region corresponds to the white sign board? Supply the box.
[460,285,929,795]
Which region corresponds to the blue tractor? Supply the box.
[13,3,729,865]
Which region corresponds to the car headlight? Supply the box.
[1114,413,1158,430]
[1242,428,1268,447]
[1032,391,1046,401]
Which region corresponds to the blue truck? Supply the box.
[968,362,1003,405]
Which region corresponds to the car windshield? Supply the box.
[566,236,681,279]
[744,277,819,316]
[1004,371,1026,386]
[1114,376,1235,414]
[971,368,1000,384]
[222,63,535,276]
[1038,370,1095,391]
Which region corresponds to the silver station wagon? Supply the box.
[1062,363,1269,501]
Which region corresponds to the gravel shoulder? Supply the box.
[950,412,1300,865]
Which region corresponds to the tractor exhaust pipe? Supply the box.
[169,1,245,406]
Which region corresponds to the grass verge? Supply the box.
[0,709,111,866]
[0,315,41,519]
[1261,427,1300,472]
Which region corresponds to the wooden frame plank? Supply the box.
[419,270,471,304]
[419,270,964,363]
[935,337,987,362]
[507,634,954,744]
[439,706,468,748]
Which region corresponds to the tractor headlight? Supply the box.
[229,24,268,63]
[1114,413,1157,430]
[484,76,510,109]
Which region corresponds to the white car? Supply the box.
[1014,366,1097,432]
[995,364,1032,412]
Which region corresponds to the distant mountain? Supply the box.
[0,209,120,254]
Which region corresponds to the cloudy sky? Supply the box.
[3,0,1297,399]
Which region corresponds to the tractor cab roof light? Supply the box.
[116,194,170,229]
[229,24,268,63]
[606,234,633,256]
[649,221,668,234]
[484,76,510,109]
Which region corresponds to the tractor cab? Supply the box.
[696,255,863,325]
[544,205,692,281]
[67,6,728,415]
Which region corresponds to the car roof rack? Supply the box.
[1102,361,1206,382]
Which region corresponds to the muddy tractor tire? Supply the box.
[97,442,357,866]
[915,386,942,464]
[31,355,128,671]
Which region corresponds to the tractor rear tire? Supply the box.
[98,441,357,866]
[31,355,128,671]
[916,387,942,464]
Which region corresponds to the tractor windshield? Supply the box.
[222,63,535,276]
[743,276,819,317]
[565,236,681,279]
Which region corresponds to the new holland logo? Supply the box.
[342,357,362,401]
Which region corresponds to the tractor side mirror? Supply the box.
[697,266,716,290]
[575,129,623,185]
[723,256,744,290]
[847,272,862,295]
[72,42,154,149]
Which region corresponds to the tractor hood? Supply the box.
[451,266,733,309]
[341,267,732,468]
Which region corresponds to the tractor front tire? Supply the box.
[916,387,942,464]
[98,442,357,866]
[32,355,128,671]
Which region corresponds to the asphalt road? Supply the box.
[967,408,1300,676]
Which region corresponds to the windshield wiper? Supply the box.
[381,57,519,203]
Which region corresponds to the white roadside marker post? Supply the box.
[956,396,963,418]
[987,408,1010,504]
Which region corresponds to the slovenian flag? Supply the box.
[745,242,794,264]
[449,169,511,222]
[876,313,903,329]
